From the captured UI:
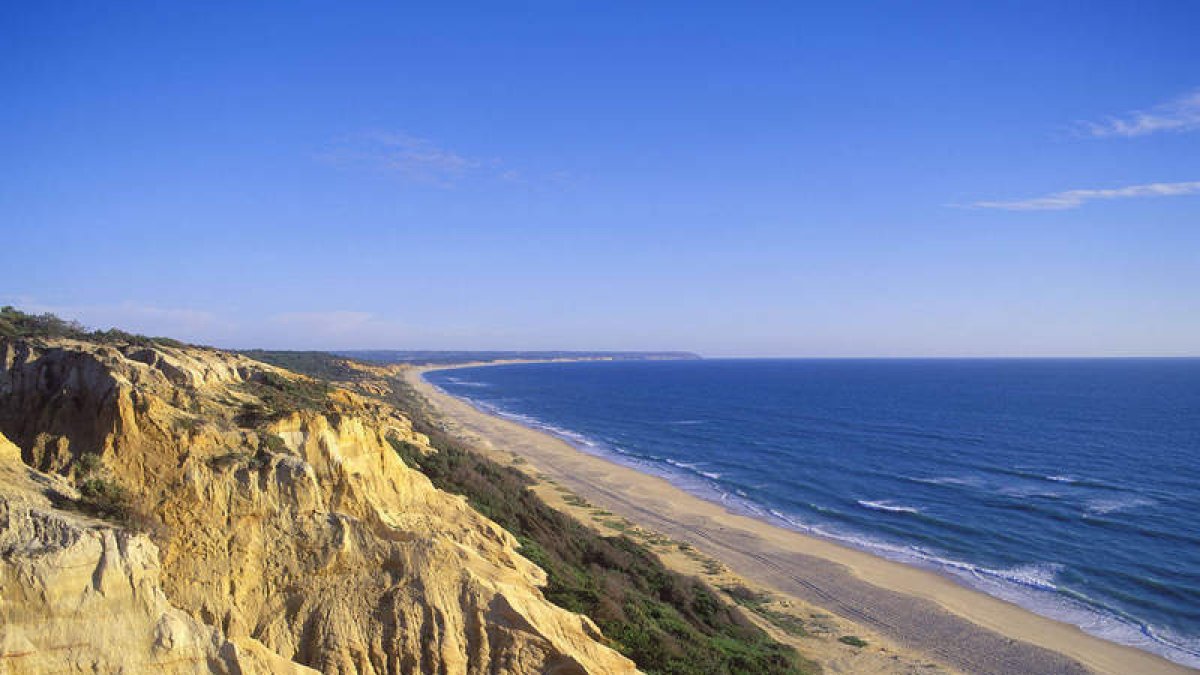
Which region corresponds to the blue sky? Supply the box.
[2,2,1198,356]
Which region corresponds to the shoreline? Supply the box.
[405,361,1194,675]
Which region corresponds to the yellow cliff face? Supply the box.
[0,432,253,674]
[0,338,636,675]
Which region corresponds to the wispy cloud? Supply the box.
[320,131,511,186]
[964,180,1200,211]
[1077,89,1200,138]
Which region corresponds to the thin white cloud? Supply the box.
[320,131,505,186]
[965,180,1200,211]
[1078,89,1200,138]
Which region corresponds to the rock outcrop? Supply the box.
[0,337,635,674]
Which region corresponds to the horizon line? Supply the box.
[236,347,1200,360]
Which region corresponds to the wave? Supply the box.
[992,466,1128,491]
[1084,496,1156,516]
[663,458,722,481]
[987,465,1118,489]
[1043,473,1130,491]
[857,499,921,514]
[997,484,1065,499]
[443,377,491,388]
[960,562,1064,592]
[909,472,1116,499]
[915,473,1145,509]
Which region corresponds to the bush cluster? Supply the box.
[77,475,133,521]
[0,306,185,347]
[71,452,154,530]
[236,372,332,427]
[241,350,365,381]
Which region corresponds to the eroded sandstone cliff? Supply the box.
[0,337,635,674]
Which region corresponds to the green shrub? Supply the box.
[722,585,809,637]
[386,436,425,468]
[261,433,288,454]
[236,372,331,426]
[77,477,132,521]
[208,450,252,468]
[75,452,103,477]
[838,635,868,648]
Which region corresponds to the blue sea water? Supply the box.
[426,359,1200,668]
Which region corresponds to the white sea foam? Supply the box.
[956,562,1064,592]
[1046,474,1077,483]
[1084,496,1156,515]
[661,458,723,481]
[998,484,1064,499]
[857,499,921,514]
[444,377,491,388]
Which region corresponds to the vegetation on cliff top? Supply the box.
[235,371,334,426]
[253,349,817,675]
[239,350,367,381]
[0,306,186,348]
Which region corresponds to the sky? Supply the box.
[2,2,1198,356]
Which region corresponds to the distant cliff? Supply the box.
[0,332,635,673]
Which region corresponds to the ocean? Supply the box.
[426,358,1200,668]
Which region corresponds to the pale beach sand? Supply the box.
[405,361,1194,675]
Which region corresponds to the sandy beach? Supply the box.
[406,361,1194,675]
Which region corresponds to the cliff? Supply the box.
[0,336,635,674]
